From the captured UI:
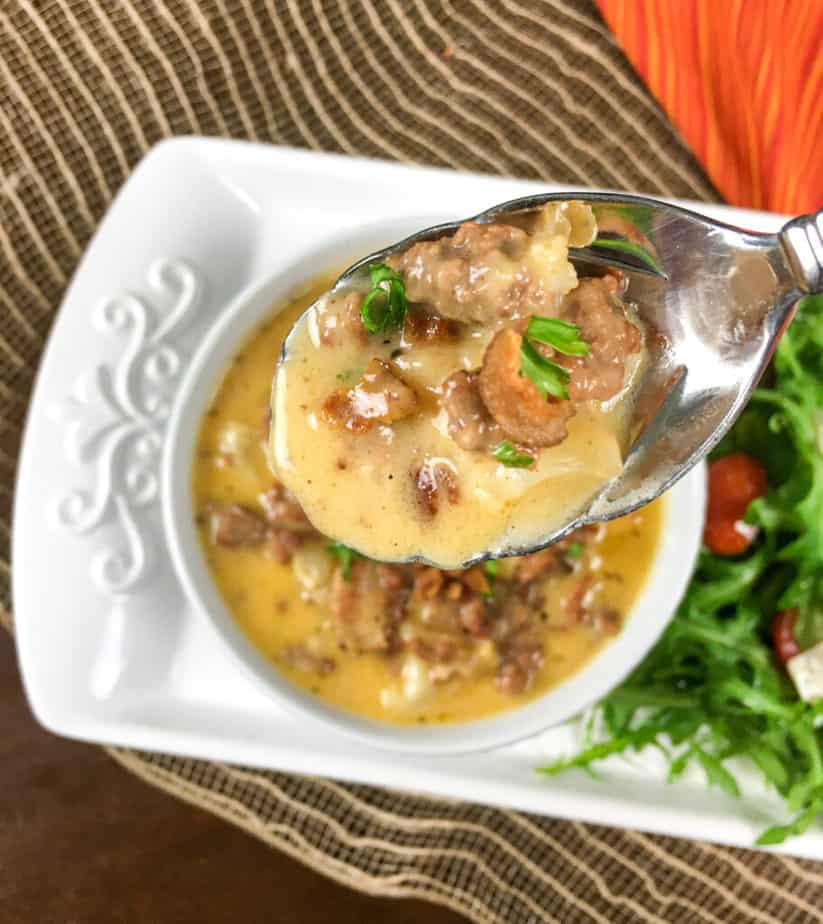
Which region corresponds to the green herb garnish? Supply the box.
[592,204,654,238]
[520,338,571,400]
[526,316,590,357]
[492,440,535,468]
[484,559,500,579]
[565,541,584,560]
[539,295,823,846]
[481,559,499,597]
[360,263,408,334]
[327,542,363,581]
[483,558,500,586]
[591,235,662,274]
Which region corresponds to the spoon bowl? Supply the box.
[276,193,821,561]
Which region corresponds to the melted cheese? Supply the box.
[272,306,641,568]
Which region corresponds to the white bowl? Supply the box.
[163,219,706,757]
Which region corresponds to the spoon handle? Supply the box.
[780,209,823,294]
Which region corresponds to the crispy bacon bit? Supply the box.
[259,482,314,533]
[591,607,621,636]
[492,594,546,694]
[281,644,336,675]
[266,528,304,564]
[459,596,488,637]
[441,370,502,451]
[516,549,560,584]
[445,581,464,601]
[318,292,368,345]
[378,563,408,593]
[456,566,491,596]
[479,328,574,448]
[412,459,460,518]
[328,559,410,653]
[566,576,593,623]
[207,505,267,547]
[495,644,545,695]
[322,359,418,433]
[563,577,623,636]
[493,594,535,639]
[414,567,445,600]
[410,636,459,668]
[329,560,391,652]
[380,564,413,628]
[404,308,460,344]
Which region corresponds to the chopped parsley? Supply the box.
[360,263,408,334]
[590,235,663,275]
[481,559,499,597]
[327,541,363,581]
[520,338,571,400]
[526,316,590,357]
[492,440,535,468]
[565,541,584,560]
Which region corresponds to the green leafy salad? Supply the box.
[540,294,823,846]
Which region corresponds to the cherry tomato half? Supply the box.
[703,453,767,556]
[703,517,759,557]
[708,453,768,508]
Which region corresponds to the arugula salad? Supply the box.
[542,294,823,846]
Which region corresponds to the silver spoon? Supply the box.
[278,193,822,561]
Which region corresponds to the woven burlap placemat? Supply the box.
[3,2,822,921]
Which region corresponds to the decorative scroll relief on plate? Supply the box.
[52,259,202,597]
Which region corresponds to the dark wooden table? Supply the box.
[0,631,464,923]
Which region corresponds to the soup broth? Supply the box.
[193,277,663,725]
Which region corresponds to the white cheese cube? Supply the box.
[787,641,823,702]
[379,655,433,711]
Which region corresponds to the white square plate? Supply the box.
[14,138,815,856]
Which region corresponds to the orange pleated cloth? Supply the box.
[597,0,823,214]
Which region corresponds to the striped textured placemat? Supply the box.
[2,3,822,921]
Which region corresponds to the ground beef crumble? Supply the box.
[205,469,618,699]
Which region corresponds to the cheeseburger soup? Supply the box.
[193,278,663,725]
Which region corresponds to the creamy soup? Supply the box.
[193,279,664,725]
[271,203,646,568]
